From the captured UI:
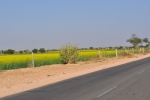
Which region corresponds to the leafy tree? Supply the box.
[89,47,94,50]
[4,49,15,54]
[99,47,102,49]
[39,48,46,53]
[143,38,150,48]
[146,44,150,47]
[32,48,38,53]
[126,34,142,48]
[109,47,112,49]
[118,46,123,49]
[59,43,78,64]
[23,49,30,53]
[19,50,23,54]
[23,50,27,53]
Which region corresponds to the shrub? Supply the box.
[59,43,78,64]
[119,50,133,57]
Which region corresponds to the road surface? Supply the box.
[1,57,150,100]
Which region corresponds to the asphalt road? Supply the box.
[1,57,150,100]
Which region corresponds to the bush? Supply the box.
[119,50,133,57]
[59,43,78,64]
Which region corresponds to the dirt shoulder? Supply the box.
[0,54,150,98]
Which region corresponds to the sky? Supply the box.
[0,0,150,50]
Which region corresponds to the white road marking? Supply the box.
[97,86,117,98]
[138,70,145,74]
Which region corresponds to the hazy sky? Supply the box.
[0,0,150,50]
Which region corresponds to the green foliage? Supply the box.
[89,47,94,50]
[119,50,132,56]
[126,34,142,48]
[32,48,38,53]
[59,43,79,64]
[23,50,30,53]
[39,48,46,53]
[118,46,123,49]
[143,38,149,43]
[143,38,150,48]
[3,49,15,54]
[19,50,23,54]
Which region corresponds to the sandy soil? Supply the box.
[0,53,150,98]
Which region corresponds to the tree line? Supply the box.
[1,34,149,55]
[126,34,150,48]
[1,48,47,54]
[0,46,133,55]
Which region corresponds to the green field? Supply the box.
[0,49,147,70]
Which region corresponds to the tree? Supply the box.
[143,38,150,48]
[19,50,23,54]
[32,48,38,53]
[4,49,15,54]
[118,46,123,49]
[59,43,79,64]
[89,47,93,50]
[23,49,30,53]
[39,48,46,53]
[109,47,112,49]
[126,34,142,48]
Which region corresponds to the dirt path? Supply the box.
[0,54,150,98]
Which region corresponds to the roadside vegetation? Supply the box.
[0,34,150,70]
[59,43,78,64]
[0,49,149,70]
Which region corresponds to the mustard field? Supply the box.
[0,53,61,70]
[0,49,144,70]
